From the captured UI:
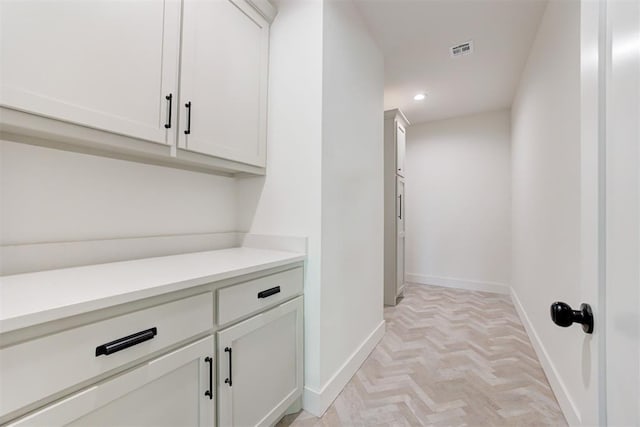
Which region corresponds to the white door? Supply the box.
[0,0,180,145]
[396,123,406,177]
[581,0,639,424]
[603,0,639,424]
[179,0,269,166]
[7,337,215,427]
[217,297,303,427]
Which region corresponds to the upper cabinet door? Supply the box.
[179,0,269,167]
[396,123,406,177]
[0,0,180,145]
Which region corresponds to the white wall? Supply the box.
[405,110,511,293]
[237,0,384,414]
[0,140,237,273]
[235,0,325,389]
[0,141,236,244]
[320,0,384,387]
[511,0,595,424]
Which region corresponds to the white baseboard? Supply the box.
[510,288,580,426]
[303,320,386,417]
[407,273,510,295]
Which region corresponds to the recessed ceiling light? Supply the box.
[413,93,426,101]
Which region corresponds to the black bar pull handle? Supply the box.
[224,347,233,387]
[204,356,213,399]
[258,286,281,299]
[399,194,402,219]
[95,327,157,357]
[164,94,173,129]
[184,101,192,135]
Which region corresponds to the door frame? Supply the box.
[579,0,606,424]
[581,0,640,424]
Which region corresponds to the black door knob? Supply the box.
[550,301,594,334]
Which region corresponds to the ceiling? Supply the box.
[353,0,548,125]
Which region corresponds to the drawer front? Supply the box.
[7,337,215,427]
[217,267,303,326]
[0,292,213,419]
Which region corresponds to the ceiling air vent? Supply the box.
[450,41,474,58]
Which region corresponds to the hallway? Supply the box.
[280,285,566,426]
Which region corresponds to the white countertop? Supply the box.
[0,247,305,334]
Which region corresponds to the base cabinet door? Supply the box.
[397,234,406,297]
[8,337,215,427]
[396,178,406,297]
[178,0,269,166]
[217,297,303,427]
[0,0,180,145]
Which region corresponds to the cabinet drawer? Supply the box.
[0,292,213,419]
[7,337,215,427]
[217,268,303,326]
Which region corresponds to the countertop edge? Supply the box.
[0,251,305,334]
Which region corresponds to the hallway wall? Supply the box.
[236,0,384,415]
[511,0,594,424]
[235,0,325,391]
[320,0,385,394]
[405,110,511,294]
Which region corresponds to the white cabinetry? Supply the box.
[0,293,212,418]
[179,0,268,166]
[396,178,406,297]
[0,0,180,145]
[0,251,304,427]
[396,124,406,177]
[217,297,303,427]
[0,0,275,175]
[216,267,304,427]
[384,109,409,306]
[7,337,215,427]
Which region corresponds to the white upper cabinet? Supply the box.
[0,0,181,145]
[179,0,269,167]
[0,0,275,174]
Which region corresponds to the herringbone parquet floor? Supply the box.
[278,284,567,427]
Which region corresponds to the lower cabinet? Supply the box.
[8,337,215,427]
[397,234,406,297]
[1,262,305,427]
[217,296,303,427]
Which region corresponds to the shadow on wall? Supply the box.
[235,175,267,233]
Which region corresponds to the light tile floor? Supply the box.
[278,284,566,426]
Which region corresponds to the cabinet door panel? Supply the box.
[397,234,406,297]
[0,0,180,144]
[179,0,268,166]
[8,337,214,427]
[396,123,406,177]
[217,297,303,427]
[67,362,200,427]
[397,178,405,234]
[396,177,406,298]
